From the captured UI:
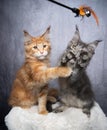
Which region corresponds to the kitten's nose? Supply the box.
[40,51,44,54]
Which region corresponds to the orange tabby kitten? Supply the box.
[9,26,72,115]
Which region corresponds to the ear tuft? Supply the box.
[71,25,80,43]
[89,39,102,49]
[93,39,102,46]
[23,30,32,44]
[23,30,29,36]
[96,40,103,43]
[41,26,51,40]
[46,26,51,33]
[75,25,79,32]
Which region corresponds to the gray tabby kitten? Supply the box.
[54,26,102,117]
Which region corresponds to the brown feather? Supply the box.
[79,5,99,26]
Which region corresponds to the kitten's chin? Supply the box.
[35,55,49,60]
[37,56,46,60]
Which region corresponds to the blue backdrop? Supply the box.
[0,0,107,129]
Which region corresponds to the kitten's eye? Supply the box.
[43,45,47,48]
[33,46,37,49]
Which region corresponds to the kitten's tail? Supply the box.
[48,88,59,97]
[47,88,59,103]
[47,87,59,112]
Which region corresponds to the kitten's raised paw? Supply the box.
[39,110,48,115]
[64,67,72,77]
[58,67,72,78]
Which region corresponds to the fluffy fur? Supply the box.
[9,26,72,115]
[5,103,107,130]
[54,25,102,117]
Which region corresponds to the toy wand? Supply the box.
[48,0,99,26]
[48,0,80,17]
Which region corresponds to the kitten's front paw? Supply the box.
[53,109,63,113]
[39,110,48,115]
[53,106,64,113]
[82,108,90,118]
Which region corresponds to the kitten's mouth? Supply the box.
[35,54,48,60]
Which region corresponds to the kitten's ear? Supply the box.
[23,30,32,44]
[41,26,51,40]
[89,40,102,49]
[72,25,80,42]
